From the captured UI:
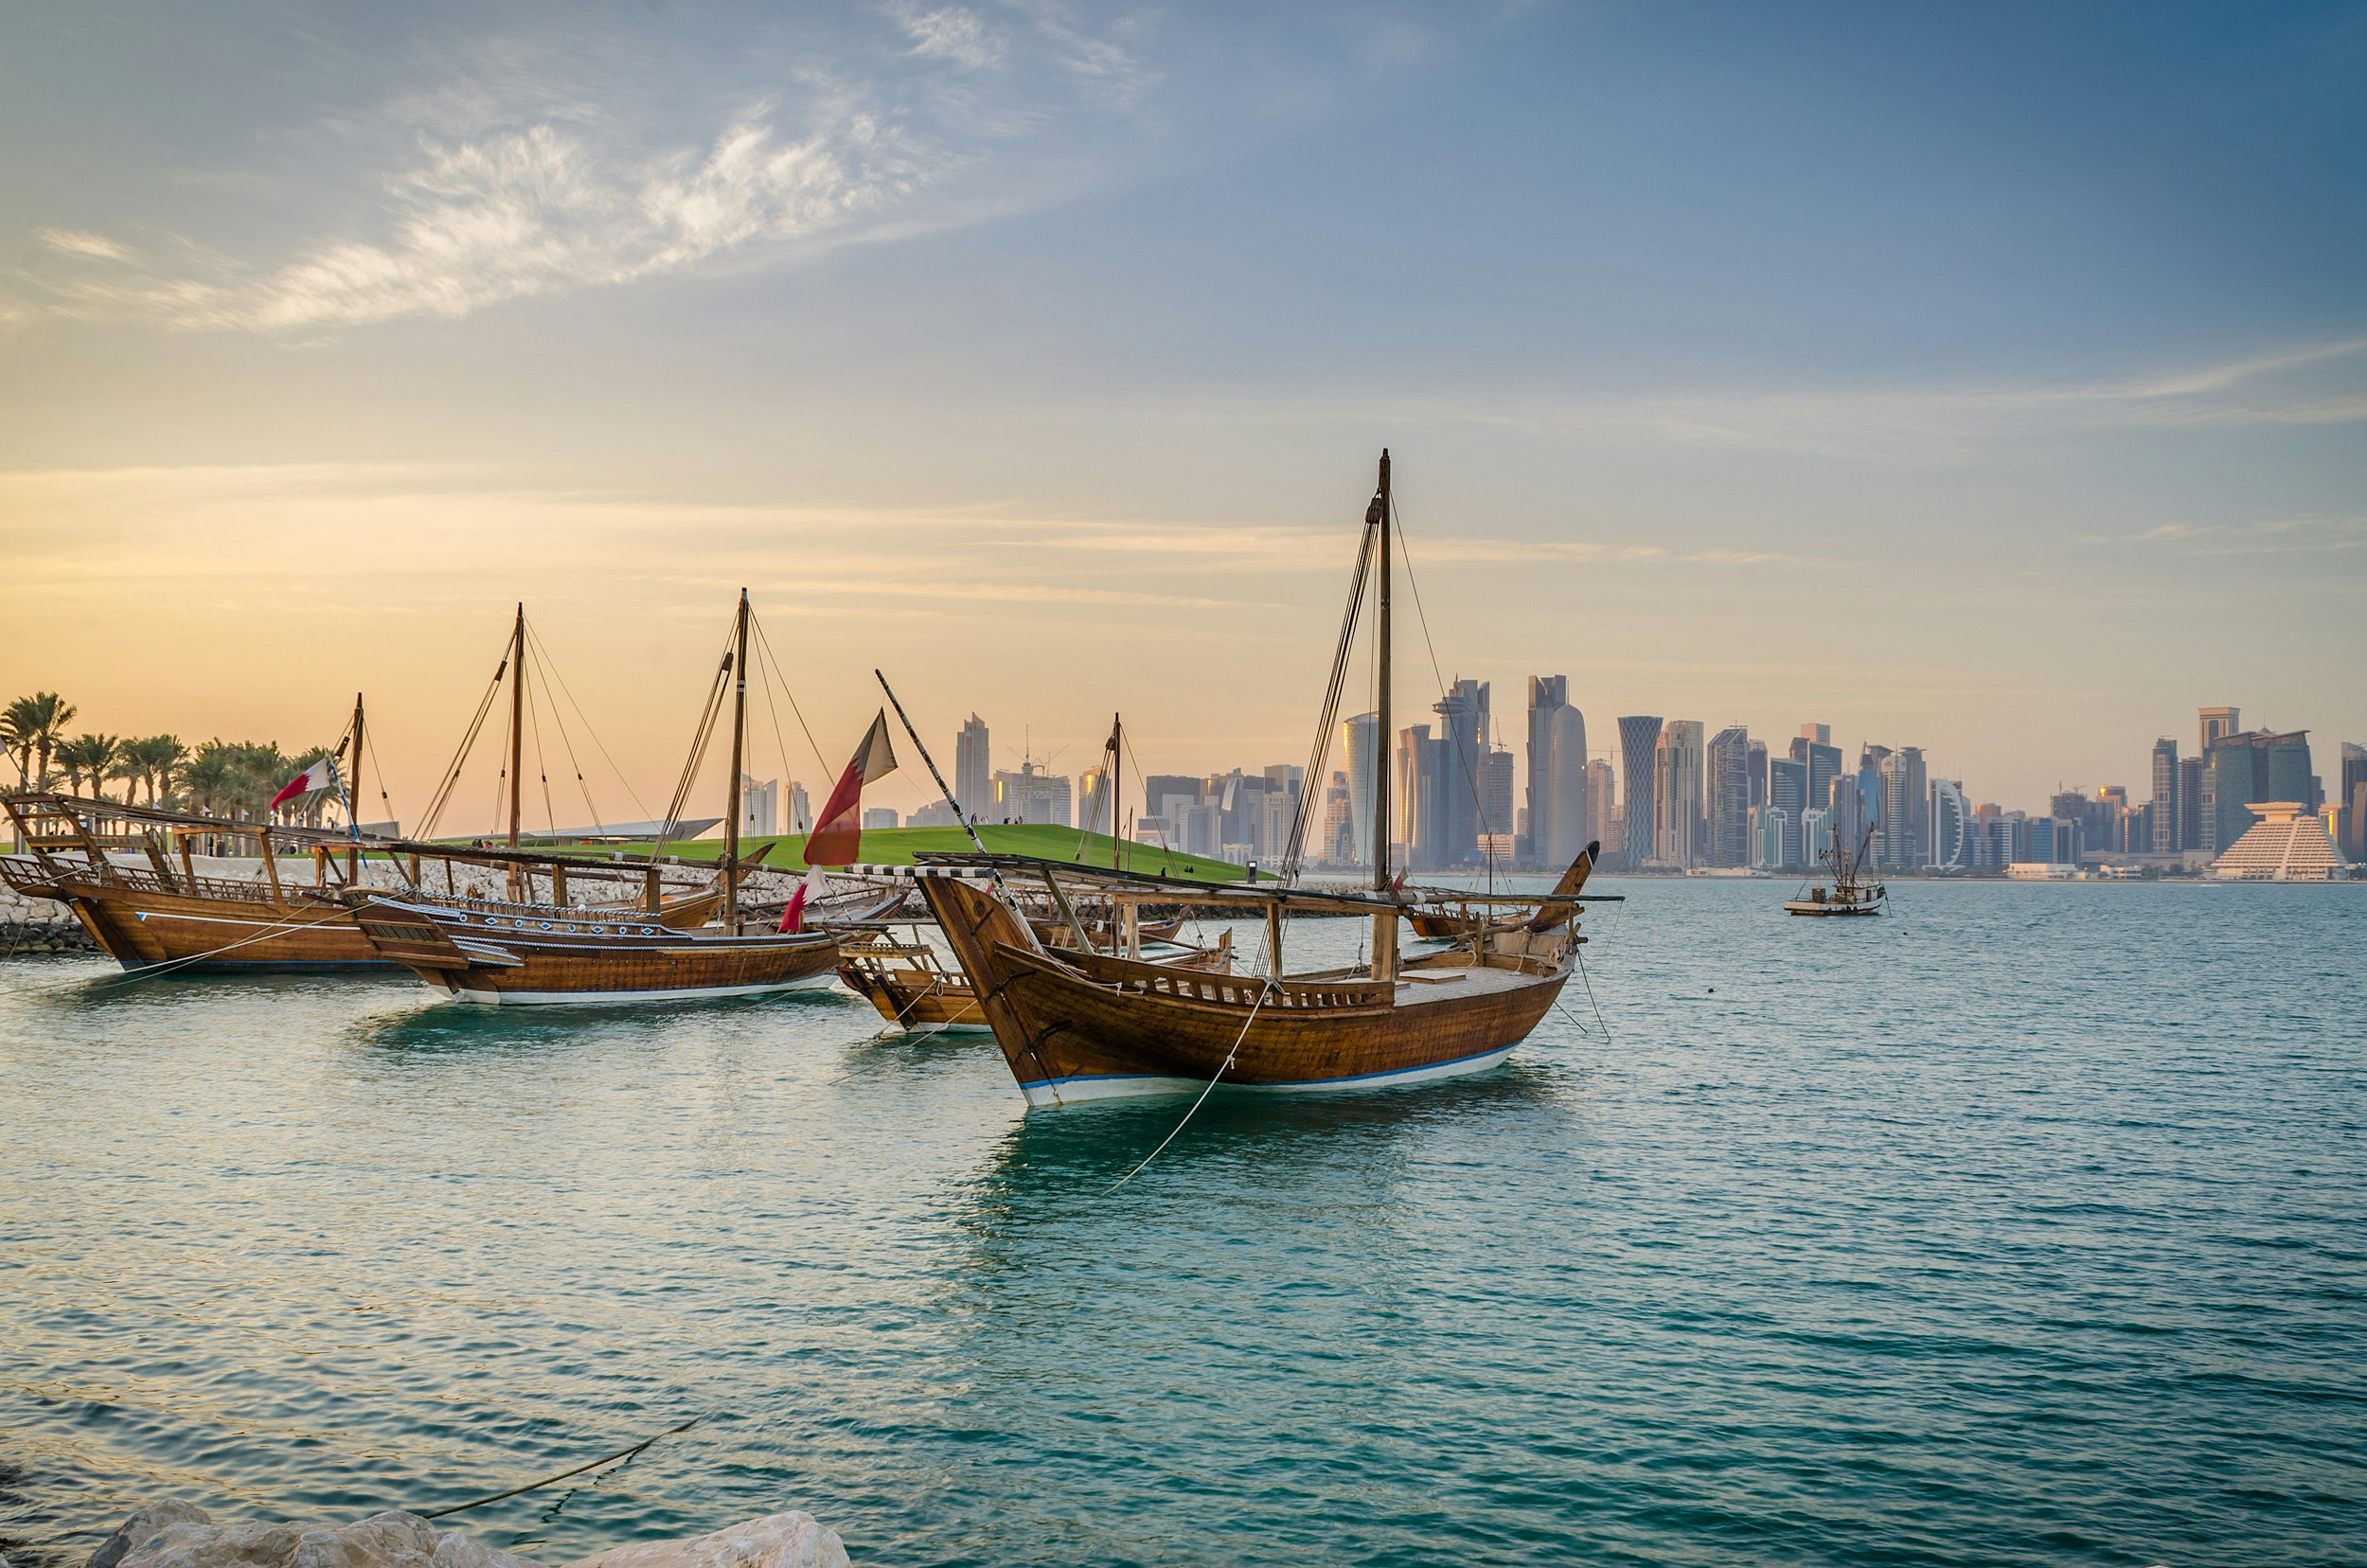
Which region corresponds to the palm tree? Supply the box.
[120,734,189,807]
[3,692,77,789]
[185,742,237,817]
[57,734,123,800]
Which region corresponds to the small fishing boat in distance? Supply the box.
[1784,822,1886,917]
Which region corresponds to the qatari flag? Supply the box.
[268,755,337,812]
[802,710,899,867]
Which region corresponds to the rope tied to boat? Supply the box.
[1102,973,1278,1195]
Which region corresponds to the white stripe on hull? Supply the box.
[1021,1042,1517,1107]
[429,971,841,1006]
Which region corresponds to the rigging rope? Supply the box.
[1103,975,1277,1194]
[418,633,511,839]
[522,623,606,836]
[415,1413,711,1521]
[1281,512,1378,883]
[526,623,658,829]
[648,615,739,860]
[749,614,832,777]
[1390,498,1507,881]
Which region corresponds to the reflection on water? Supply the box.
[348,987,861,1058]
[2,881,2362,1567]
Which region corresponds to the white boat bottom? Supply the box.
[429,971,841,1006]
[1021,1042,1518,1107]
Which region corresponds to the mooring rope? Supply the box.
[1103,974,1277,1194]
[62,907,360,993]
[416,1413,709,1520]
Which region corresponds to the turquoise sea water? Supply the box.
[1,879,2361,1567]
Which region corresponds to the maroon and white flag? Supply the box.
[778,866,828,934]
[268,755,337,812]
[802,710,899,868]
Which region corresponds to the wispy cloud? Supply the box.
[27,111,933,332]
[9,7,1163,335]
[2077,512,2367,556]
[35,228,134,261]
[889,3,1008,70]
[1377,333,2367,460]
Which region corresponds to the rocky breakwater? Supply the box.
[30,1505,848,1568]
[0,882,95,956]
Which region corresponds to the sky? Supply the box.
[2,1,2362,834]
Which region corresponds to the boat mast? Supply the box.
[506,602,525,898]
[1109,714,1122,870]
[348,691,365,881]
[1370,450,1397,983]
[723,589,749,935]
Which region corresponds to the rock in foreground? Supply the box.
[87,1506,845,1568]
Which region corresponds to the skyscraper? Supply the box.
[1540,707,1589,866]
[2199,705,2239,755]
[1586,757,1615,851]
[1706,726,1752,867]
[2343,742,2367,862]
[1398,723,1447,871]
[739,775,778,838]
[1526,676,1567,851]
[1078,766,1112,839]
[1767,756,1807,866]
[1433,679,1488,867]
[1342,711,1378,868]
[953,714,990,826]
[1617,716,1663,870]
[1746,739,1769,809]
[1654,720,1705,867]
[1479,748,1515,859]
[1793,727,1841,812]
[2179,755,2204,849]
[1930,778,1969,869]
[2150,738,2180,855]
[2202,728,2313,853]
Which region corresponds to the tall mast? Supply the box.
[1372,450,1392,892]
[348,691,365,880]
[723,589,750,934]
[506,604,525,853]
[1369,450,1397,984]
[1109,714,1122,870]
[351,691,366,827]
[506,603,525,899]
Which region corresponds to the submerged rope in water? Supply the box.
[416,1413,710,1520]
[1103,977,1277,1195]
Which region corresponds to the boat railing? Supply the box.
[1054,947,1391,1010]
[14,858,352,904]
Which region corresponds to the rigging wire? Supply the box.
[1102,976,1277,1194]
[1281,511,1378,884]
[524,656,559,845]
[648,613,740,859]
[525,623,658,829]
[522,623,606,836]
[417,633,511,839]
[1389,496,1507,882]
[748,614,832,777]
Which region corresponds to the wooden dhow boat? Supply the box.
[351,590,875,1004]
[884,451,1617,1105]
